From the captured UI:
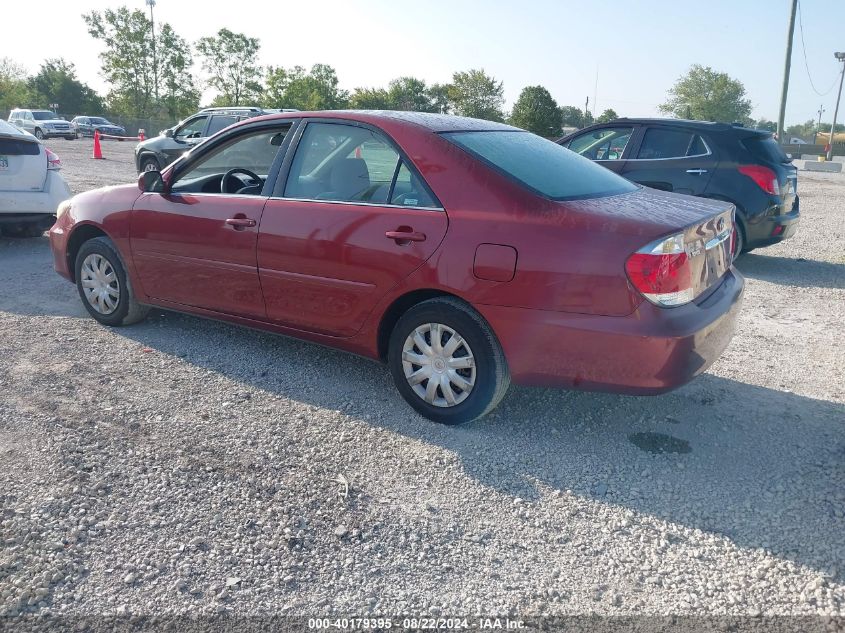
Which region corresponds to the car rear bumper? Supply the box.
[477,269,744,394]
[0,172,71,216]
[744,200,800,248]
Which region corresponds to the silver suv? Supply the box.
[8,109,76,140]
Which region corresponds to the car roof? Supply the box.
[607,117,767,135]
[0,119,35,139]
[251,110,519,133]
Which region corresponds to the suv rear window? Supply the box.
[443,131,638,201]
[743,135,791,164]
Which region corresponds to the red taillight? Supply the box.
[738,164,779,195]
[625,233,694,307]
[46,148,62,170]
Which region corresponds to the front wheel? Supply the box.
[34,128,44,140]
[75,237,150,327]
[388,297,510,425]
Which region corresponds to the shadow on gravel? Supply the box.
[113,309,845,585]
[737,253,845,289]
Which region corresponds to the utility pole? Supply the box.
[827,52,845,161]
[815,105,824,144]
[584,96,589,127]
[776,0,798,144]
[146,0,158,103]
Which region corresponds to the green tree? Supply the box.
[263,64,348,110]
[508,85,561,136]
[756,118,777,133]
[84,7,197,119]
[447,69,505,121]
[349,87,392,110]
[428,83,450,114]
[0,58,32,119]
[560,105,589,128]
[659,64,752,123]
[196,28,263,106]
[28,59,102,116]
[596,108,619,124]
[386,77,437,112]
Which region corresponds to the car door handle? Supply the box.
[225,217,256,229]
[385,230,426,244]
[686,169,708,174]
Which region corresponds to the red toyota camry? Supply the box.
[50,111,743,424]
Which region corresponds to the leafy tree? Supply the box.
[386,77,437,112]
[560,105,590,128]
[596,108,619,124]
[84,7,198,119]
[508,85,561,136]
[447,69,505,121]
[659,64,752,123]
[263,64,348,110]
[349,87,392,110]
[756,118,777,133]
[28,59,102,116]
[0,58,32,119]
[196,28,263,106]
[428,83,450,114]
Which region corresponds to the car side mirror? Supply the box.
[138,170,165,193]
[164,128,174,138]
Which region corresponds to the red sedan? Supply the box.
[49,111,743,424]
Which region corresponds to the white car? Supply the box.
[0,120,72,237]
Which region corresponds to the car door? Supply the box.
[562,125,638,175]
[621,126,716,195]
[258,120,448,337]
[162,115,209,164]
[130,121,293,318]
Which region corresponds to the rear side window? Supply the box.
[0,139,40,155]
[206,115,238,136]
[743,135,790,164]
[444,130,638,201]
[637,128,708,159]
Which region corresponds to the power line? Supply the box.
[797,0,839,97]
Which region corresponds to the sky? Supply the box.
[5,0,845,125]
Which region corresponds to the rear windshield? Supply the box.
[32,111,58,121]
[743,135,791,164]
[0,138,39,155]
[442,130,638,200]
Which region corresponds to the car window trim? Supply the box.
[271,118,444,211]
[628,128,713,161]
[167,118,300,197]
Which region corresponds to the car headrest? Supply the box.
[330,158,370,198]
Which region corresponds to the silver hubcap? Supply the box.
[80,253,120,315]
[402,323,476,408]
[143,161,157,172]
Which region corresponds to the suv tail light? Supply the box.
[46,148,62,170]
[625,233,694,307]
[738,164,779,195]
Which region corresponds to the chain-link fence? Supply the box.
[105,116,176,138]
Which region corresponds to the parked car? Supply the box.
[0,119,71,236]
[559,119,799,254]
[7,109,76,141]
[51,111,742,424]
[134,106,274,173]
[71,116,127,139]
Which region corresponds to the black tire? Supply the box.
[733,221,747,261]
[75,236,150,327]
[140,156,160,173]
[388,297,510,425]
[65,135,75,141]
[34,128,44,140]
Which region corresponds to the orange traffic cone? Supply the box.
[92,130,103,160]
[138,129,145,141]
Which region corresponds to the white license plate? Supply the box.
[0,156,8,171]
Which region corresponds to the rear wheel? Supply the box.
[65,135,75,140]
[75,237,149,327]
[388,297,510,425]
[733,221,747,260]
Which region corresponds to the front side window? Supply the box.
[567,127,633,160]
[175,116,208,140]
[171,126,289,195]
[445,130,638,201]
[284,122,438,208]
[637,128,707,159]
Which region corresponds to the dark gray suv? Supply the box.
[134,107,273,172]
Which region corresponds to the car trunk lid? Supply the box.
[0,126,45,193]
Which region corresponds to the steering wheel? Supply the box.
[221,168,261,194]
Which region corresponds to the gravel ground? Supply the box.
[1,139,843,623]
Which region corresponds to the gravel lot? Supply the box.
[1,138,843,622]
